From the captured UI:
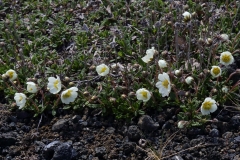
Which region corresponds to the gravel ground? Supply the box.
[1,103,240,160]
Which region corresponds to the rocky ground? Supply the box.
[1,102,240,160]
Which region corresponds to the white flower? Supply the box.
[201,97,218,115]
[136,88,151,102]
[210,66,222,78]
[26,82,38,93]
[14,93,27,109]
[156,72,171,97]
[220,51,234,66]
[47,75,61,94]
[158,60,168,68]
[185,76,194,85]
[96,64,110,76]
[5,69,17,81]
[61,87,78,104]
[182,11,191,22]
[222,86,228,93]
[141,47,156,63]
[220,34,229,41]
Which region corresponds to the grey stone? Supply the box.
[222,132,233,139]
[234,136,240,143]
[171,155,184,160]
[52,119,68,131]
[106,127,115,134]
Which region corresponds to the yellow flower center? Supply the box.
[19,96,23,102]
[54,80,59,89]
[8,71,14,78]
[212,67,220,75]
[100,66,107,73]
[162,79,169,89]
[202,101,213,110]
[63,90,72,99]
[222,54,231,63]
[141,91,148,99]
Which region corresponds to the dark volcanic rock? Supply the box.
[209,128,219,137]
[127,125,141,141]
[230,115,240,128]
[123,142,136,154]
[52,142,73,160]
[43,141,62,159]
[0,132,18,147]
[138,115,159,132]
[95,146,106,157]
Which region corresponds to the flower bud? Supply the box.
[142,71,149,77]
[109,97,116,103]
[128,92,136,98]
[178,121,188,128]
[83,91,90,97]
[174,69,182,76]
[198,72,204,79]
[203,69,210,74]
[89,65,96,71]
[167,21,172,26]
[185,91,190,97]
[2,74,9,81]
[191,12,197,18]
[121,94,127,99]
[198,38,205,44]
[64,77,70,82]
[133,63,140,68]
[220,34,229,41]
[206,38,213,46]
[211,88,217,93]
[69,82,75,86]
[11,103,17,108]
[91,95,98,101]
[182,11,191,22]
[185,76,194,85]
[222,86,228,93]
[161,50,168,57]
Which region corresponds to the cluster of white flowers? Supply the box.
[139,46,227,117]
[2,42,235,121]
[4,63,112,109]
